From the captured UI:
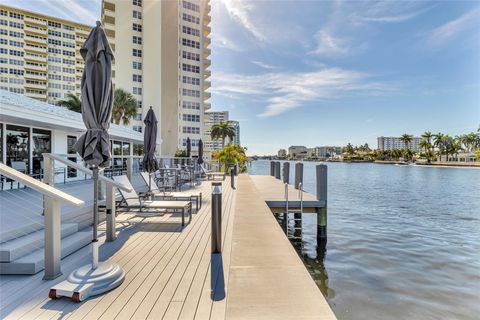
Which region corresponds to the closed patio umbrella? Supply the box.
[186,137,191,158]
[51,21,124,302]
[197,139,204,165]
[142,106,158,191]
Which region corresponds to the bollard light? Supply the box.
[230,167,235,189]
[211,182,222,253]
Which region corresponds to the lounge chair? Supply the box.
[140,172,202,211]
[200,164,225,181]
[112,175,192,226]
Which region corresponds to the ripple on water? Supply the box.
[250,161,480,320]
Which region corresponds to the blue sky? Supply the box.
[6,0,480,155]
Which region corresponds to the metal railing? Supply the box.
[0,162,85,280]
[42,153,133,279]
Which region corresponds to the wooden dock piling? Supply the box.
[316,165,327,241]
[274,161,281,179]
[282,162,290,184]
[270,161,275,176]
[294,162,303,189]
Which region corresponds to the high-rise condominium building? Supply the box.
[203,111,228,152]
[377,136,423,152]
[101,0,211,156]
[0,5,91,104]
[230,120,240,146]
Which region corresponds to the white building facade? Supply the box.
[0,5,91,105]
[101,0,211,156]
[0,90,143,182]
[377,136,423,152]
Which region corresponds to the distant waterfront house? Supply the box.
[0,90,143,182]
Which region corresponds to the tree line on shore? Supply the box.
[343,129,480,162]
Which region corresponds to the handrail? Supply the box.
[298,182,303,214]
[0,163,84,207]
[43,153,132,192]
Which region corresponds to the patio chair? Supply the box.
[140,171,202,211]
[200,164,225,181]
[112,175,192,226]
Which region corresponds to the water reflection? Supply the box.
[275,212,331,297]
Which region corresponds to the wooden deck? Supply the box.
[0,174,335,319]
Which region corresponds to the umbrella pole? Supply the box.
[92,166,99,269]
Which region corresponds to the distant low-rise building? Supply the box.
[288,145,307,158]
[377,136,423,152]
[277,149,287,158]
[311,146,342,158]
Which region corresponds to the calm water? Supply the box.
[249,160,480,320]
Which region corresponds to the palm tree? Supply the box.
[400,133,413,150]
[418,140,432,162]
[343,143,354,155]
[210,121,235,149]
[400,134,413,161]
[112,88,138,126]
[57,93,81,113]
[433,133,445,161]
[420,131,434,163]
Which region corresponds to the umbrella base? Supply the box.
[49,262,125,302]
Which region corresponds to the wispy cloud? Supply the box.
[352,2,432,24]
[212,68,395,117]
[428,7,480,46]
[310,30,350,57]
[211,32,244,52]
[251,60,278,70]
[220,0,266,42]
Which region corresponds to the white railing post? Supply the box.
[127,157,133,182]
[106,184,116,242]
[43,197,62,280]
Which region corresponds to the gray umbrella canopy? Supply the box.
[74,21,114,169]
[186,137,191,158]
[197,139,204,164]
[142,106,158,173]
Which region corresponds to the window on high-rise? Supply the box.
[182,0,199,12]
[182,38,200,49]
[133,35,142,44]
[133,61,142,70]
[133,10,142,19]
[182,63,200,74]
[182,51,200,61]
[132,23,142,32]
[132,0,142,7]
[182,26,199,37]
[132,74,142,82]
[182,13,200,24]
[132,48,142,57]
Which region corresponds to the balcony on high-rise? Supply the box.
[204,80,211,90]
[204,69,211,79]
[203,36,211,47]
[203,91,211,101]
[204,47,211,58]
[203,25,211,37]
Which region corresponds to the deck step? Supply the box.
[0,223,78,262]
[0,219,44,244]
[0,230,92,275]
